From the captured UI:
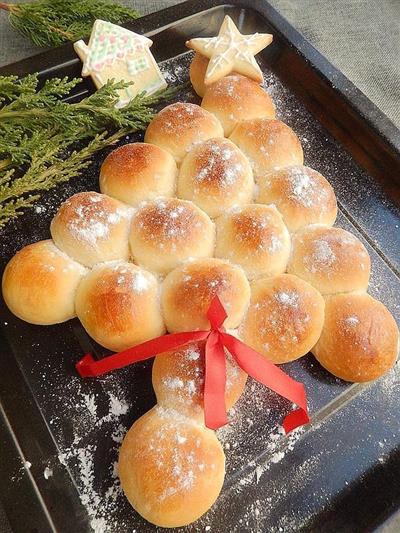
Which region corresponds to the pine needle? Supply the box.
[0,0,140,47]
[0,75,178,228]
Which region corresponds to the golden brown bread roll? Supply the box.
[257,166,338,232]
[287,225,371,295]
[240,274,325,364]
[75,261,165,351]
[177,137,254,218]
[215,204,291,280]
[2,239,87,325]
[50,191,132,268]
[189,52,209,97]
[312,293,398,382]
[129,198,215,275]
[144,102,224,164]
[99,142,177,206]
[152,341,247,420]
[201,74,276,136]
[229,118,303,177]
[119,406,225,528]
[162,258,250,332]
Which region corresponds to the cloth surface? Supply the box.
[0,1,399,532]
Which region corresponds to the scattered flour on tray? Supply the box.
[45,371,135,533]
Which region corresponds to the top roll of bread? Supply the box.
[201,74,276,136]
[144,103,224,164]
[189,52,212,97]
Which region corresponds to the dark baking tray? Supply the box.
[1,1,399,532]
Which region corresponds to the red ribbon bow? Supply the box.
[76,296,309,432]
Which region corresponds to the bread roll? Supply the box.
[162,258,250,332]
[177,137,254,218]
[2,239,87,325]
[229,118,303,177]
[257,166,338,232]
[201,74,276,136]
[129,198,215,275]
[215,204,291,280]
[75,261,165,351]
[240,274,325,364]
[313,293,398,382]
[189,52,209,97]
[119,406,225,528]
[144,102,224,164]
[50,191,132,268]
[287,225,371,295]
[99,143,177,206]
[152,341,247,419]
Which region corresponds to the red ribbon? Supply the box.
[76,296,309,433]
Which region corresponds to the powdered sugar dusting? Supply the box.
[133,198,208,250]
[286,166,328,208]
[275,291,299,308]
[307,239,336,273]
[230,206,287,259]
[189,139,248,192]
[59,193,130,248]
[344,315,360,327]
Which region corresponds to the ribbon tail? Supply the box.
[282,408,310,434]
[221,333,309,433]
[76,330,209,377]
[204,331,228,430]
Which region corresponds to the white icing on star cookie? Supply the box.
[186,16,272,85]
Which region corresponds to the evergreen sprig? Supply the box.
[0,0,140,47]
[0,74,178,228]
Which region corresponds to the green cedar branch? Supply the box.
[0,0,140,47]
[0,74,179,228]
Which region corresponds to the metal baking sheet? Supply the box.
[1,2,399,532]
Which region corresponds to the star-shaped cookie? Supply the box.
[186,15,273,85]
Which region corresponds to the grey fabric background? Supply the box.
[0,0,399,126]
[0,1,399,532]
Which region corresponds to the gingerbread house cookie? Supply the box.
[74,20,167,106]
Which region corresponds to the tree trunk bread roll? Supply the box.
[118,406,225,528]
[152,341,247,421]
